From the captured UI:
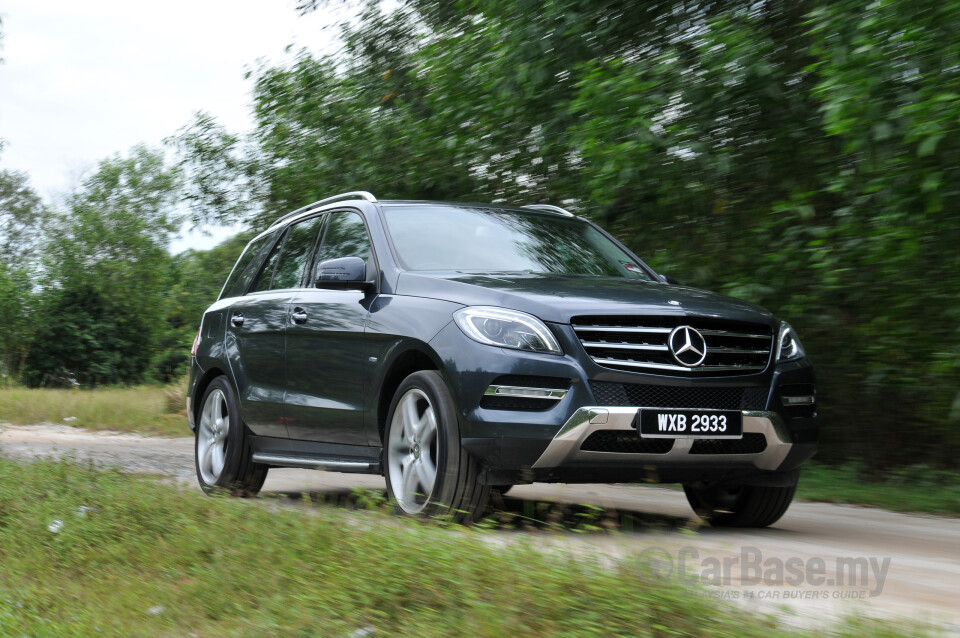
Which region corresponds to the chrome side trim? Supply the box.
[484,385,568,401]
[251,453,373,471]
[532,407,792,472]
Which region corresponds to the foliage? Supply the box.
[797,461,960,515]
[153,231,254,382]
[22,146,181,387]
[0,170,46,381]
[0,456,929,636]
[173,0,960,467]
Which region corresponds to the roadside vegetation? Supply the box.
[0,383,186,437]
[0,456,930,637]
[797,462,960,516]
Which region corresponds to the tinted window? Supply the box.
[220,230,280,299]
[250,231,286,293]
[271,215,324,289]
[382,205,651,279]
[314,211,372,275]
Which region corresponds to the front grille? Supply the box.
[580,431,675,454]
[689,433,767,455]
[590,382,768,411]
[573,315,774,376]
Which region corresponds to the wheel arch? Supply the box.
[375,346,445,444]
[191,366,232,430]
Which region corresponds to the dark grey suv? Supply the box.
[187,191,817,526]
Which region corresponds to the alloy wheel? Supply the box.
[387,388,439,514]
[197,388,229,485]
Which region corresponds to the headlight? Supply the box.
[453,307,562,355]
[776,322,806,362]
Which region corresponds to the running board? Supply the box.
[252,453,379,473]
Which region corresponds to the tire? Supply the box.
[384,370,490,523]
[683,471,799,528]
[195,376,268,496]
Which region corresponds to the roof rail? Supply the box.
[522,204,575,217]
[270,191,377,229]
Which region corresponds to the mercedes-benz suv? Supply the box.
[187,191,817,527]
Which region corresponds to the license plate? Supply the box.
[637,409,743,439]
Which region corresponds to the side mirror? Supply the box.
[316,256,370,290]
[659,273,680,285]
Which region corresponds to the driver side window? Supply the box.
[313,211,373,282]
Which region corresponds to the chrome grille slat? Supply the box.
[579,342,669,352]
[591,359,767,373]
[573,326,672,334]
[573,316,774,377]
[698,329,770,339]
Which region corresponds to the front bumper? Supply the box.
[464,407,816,486]
[433,319,817,485]
[534,408,792,471]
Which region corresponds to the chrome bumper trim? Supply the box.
[531,407,792,472]
[484,385,568,401]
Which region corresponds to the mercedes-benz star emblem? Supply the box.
[668,326,707,367]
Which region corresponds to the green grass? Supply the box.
[797,462,960,515]
[0,457,929,637]
[0,383,187,437]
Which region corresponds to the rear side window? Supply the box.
[219,230,280,299]
[271,215,325,289]
[250,231,287,293]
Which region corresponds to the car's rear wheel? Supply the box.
[195,376,268,496]
[683,472,799,528]
[384,370,489,523]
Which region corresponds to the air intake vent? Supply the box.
[573,316,773,376]
[590,382,768,411]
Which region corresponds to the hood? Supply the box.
[395,272,775,326]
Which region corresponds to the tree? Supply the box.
[24,146,182,386]
[0,170,46,381]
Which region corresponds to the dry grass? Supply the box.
[0,385,187,437]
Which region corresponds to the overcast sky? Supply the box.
[0,1,344,252]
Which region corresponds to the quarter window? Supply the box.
[250,232,286,293]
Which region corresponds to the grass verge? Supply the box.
[0,384,186,437]
[797,461,960,515]
[0,457,925,637]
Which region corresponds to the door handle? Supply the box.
[292,308,308,324]
[231,314,244,327]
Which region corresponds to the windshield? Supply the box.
[382,205,652,280]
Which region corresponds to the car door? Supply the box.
[227,215,325,439]
[284,209,375,444]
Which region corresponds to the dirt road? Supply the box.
[2,423,957,632]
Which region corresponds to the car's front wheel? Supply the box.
[683,471,799,528]
[195,376,268,496]
[384,370,489,523]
